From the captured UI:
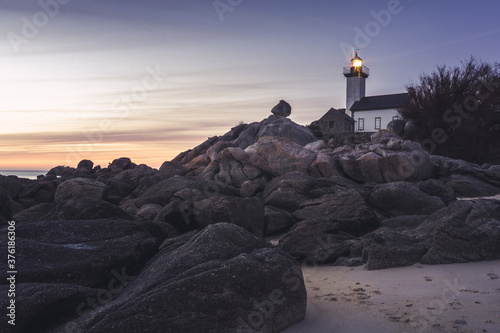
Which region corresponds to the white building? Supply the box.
[343,52,407,132]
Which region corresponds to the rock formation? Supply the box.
[1,104,500,331]
[271,99,292,117]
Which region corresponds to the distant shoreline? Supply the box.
[0,170,47,180]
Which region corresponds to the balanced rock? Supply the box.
[271,99,292,117]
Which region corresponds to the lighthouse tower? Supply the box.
[344,51,369,118]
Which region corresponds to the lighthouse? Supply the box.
[344,51,369,118]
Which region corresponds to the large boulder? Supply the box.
[417,178,456,204]
[369,182,446,217]
[214,147,263,187]
[256,116,317,147]
[271,99,292,117]
[443,174,500,198]
[194,196,265,236]
[430,155,481,176]
[158,161,186,179]
[263,172,317,211]
[0,219,158,286]
[309,153,342,178]
[234,116,317,149]
[263,172,368,215]
[421,199,500,264]
[339,132,434,183]
[51,224,307,333]
[246,137,317,177]
[278,218,356,264]
[0,175,22,198]
[54,177,108,204]
[109,157,135,173]
[292,187,378,235]
[362,228,430,270]
[77,159,94,170]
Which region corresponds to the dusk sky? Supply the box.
[2,0,499,170]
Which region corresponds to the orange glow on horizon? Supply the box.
[0,141,199,171]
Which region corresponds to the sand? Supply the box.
[283,260,500,333]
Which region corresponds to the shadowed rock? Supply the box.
[194,196,265,236]
[363,228,430,270]
[278,218,356,264]
[369,182,446,218]
[421,199,500,264]
[444,174,500,198]
[50,223,307,333]
[0,219,159,286]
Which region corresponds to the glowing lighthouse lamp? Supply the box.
[351,55,363,68]
[345,51,368,77]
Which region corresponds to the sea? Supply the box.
[0,170,48,180]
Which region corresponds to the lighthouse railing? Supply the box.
[343,66,370,76]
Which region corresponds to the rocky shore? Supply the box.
[1,102,500,332]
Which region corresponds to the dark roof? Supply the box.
[350,93,409,111]
[320,108,354,122]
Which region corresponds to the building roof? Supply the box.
[350,93,409,111]
[319,108,354,122]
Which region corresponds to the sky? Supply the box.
[1,0,499,170]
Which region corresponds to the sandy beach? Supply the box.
[284,260,500,333]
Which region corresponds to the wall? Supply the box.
[353,109,400,132]
[346,76,366,118]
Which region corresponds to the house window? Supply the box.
[358,118,364,131]
[393,116,402,121]
[375,117,381,130]
[329,121,335,129]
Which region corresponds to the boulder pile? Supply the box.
[1,101,500,332]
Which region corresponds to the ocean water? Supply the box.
[0,170,47,180]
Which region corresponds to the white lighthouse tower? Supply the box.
[344,50,369,118]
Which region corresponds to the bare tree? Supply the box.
[399,57,500,163]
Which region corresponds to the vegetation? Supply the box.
[399,57,500,164]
